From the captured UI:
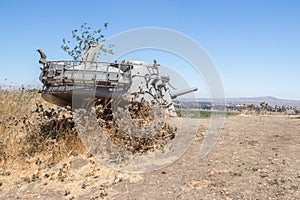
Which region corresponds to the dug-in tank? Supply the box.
[37,43,197,116]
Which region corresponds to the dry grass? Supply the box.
[97,101,176,154]
[0,89,86,174]
[0,89,176,174]
[0,89,145,198]
[0,87,177,199]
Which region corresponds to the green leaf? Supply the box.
[61,22,109,60]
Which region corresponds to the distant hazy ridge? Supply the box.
[178,96,300,106]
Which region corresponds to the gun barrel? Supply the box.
[170,87,198,99]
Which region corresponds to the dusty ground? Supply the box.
[1,114,299,199]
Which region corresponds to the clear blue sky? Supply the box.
[0,0,299,99]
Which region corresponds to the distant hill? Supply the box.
[178,96,300,106]
[225,96,300,106]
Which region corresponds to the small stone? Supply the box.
[64,190,70,196]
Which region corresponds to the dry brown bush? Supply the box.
[0,89,176,174]
[0,89,86,174]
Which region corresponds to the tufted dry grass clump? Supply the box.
[21,102,86,158]
[0,88,86,174]
[73,99,177,155]
[0,88,177,175]
[93,99,177,154]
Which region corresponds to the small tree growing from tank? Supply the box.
[61,22,111,60]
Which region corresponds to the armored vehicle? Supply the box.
[37,43,197,116]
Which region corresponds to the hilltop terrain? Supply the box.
[0,90,299,199]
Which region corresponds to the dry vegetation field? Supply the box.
[0,89,299,199]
